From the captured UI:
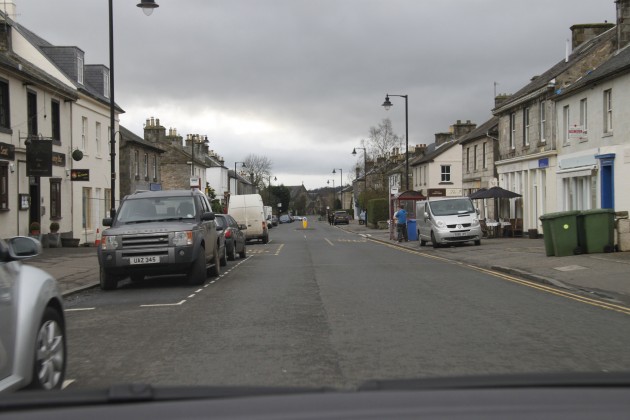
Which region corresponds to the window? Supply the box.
[539,101,546,143]
[473,145,478,171]
[466,147,470,172]
[51,100,60,143]
[440,165,451,182]
[153,155,158,180]
[104,188,111,218]
[144,153,149,178]
[563,105,570,144]
[95,122,102,156]
[77,54,84,85]
[104,71,110,99]
[604,89,613,134]
[0,79,10,130]
[523,107,530,146]
[580,98,588,135]
[81,117,88,151]
[481,141,487,169]
[27,91,37,136]
[134,150,140,177]
[50,178,61,219]
[509,113,516,149]
[0,163,8,210]
[82,187,92,229]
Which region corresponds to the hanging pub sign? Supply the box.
[0,142,15,160]
[70,169,90,181]
[52,152,66,167]
[26,139,53,177]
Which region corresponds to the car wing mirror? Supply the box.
[239,224,247,230]
[202,212,215,221]
[7,236,42,260]
[103,218,113,227]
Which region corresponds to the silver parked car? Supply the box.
[0,236,66,392]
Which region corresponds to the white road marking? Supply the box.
[195,289,202,293]
[65,307,95,312]
[187,294,196,298]
[62,379,75,389]
[324,238,334,246]
[140,300,186,307]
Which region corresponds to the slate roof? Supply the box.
[554,44,630,99]
[493,27,616,113]
[458,116,499,145]
[409,139,458,167]
[119,126,166,153]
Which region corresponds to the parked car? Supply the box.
[215,214,247,261]
[98,189,222,290]
[0,236,66,392]
[271,215,279,226]
[228,194,269,243]
[279,214,292,224]
[333,210,350,225]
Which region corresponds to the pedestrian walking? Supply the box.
[394,203,408,242]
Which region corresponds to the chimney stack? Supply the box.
[618,0,630,50]
[571,23,614,50]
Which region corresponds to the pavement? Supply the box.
[23,220,630,305]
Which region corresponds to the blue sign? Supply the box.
[538,158,549,168]
[149,183,162,191]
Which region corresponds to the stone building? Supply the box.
[118,125,165,197]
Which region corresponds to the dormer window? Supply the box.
[77,54,84,85]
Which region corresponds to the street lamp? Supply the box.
[266,175,276,204]
[234,161,246,194]
[332,168,343,209]
[191,134,209,176]
[352,147,367,210]
[382,94,409,191]
[109,0,158,218]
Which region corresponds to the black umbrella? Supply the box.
[471,186,521,199]
[468,188,488,199]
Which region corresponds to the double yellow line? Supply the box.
[370,238,630,316]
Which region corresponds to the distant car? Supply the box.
[333,211,350,225]
[215,214,247,261]
[271,215,279,226]
[279,214,291,224]
[0,236,66,392]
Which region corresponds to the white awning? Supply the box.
[556,165,597,178]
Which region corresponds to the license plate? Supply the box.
[130,256,160,264]
[452,232,467,237]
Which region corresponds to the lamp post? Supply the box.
[382,94,409,191]
[352,147,367,210]
[234,162,246,194]
[327,179,335,209]
[332,168,343,210]
[267,175,276,204]
[109,0,158,218]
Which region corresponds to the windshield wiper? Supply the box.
[124,220,157,224]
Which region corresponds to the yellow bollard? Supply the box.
[302,218,308,229]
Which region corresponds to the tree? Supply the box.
[367,118,402,159]
[242,154,273,190]
[269,185,290,214]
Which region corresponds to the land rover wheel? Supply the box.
[188,248,207,285]
[227,242,236,261]
[209,246,221,277]
[99,266,118,290]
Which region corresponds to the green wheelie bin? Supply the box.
[578,209,615,254]
[539,211,581,257]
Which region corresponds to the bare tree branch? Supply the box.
[242,154,273,190]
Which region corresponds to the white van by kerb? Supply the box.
[416,196,482,248]
[228,194,269,243]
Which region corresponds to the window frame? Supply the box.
[509,112,516,149]
[50,178,62,220]
[27,90,38,137]
[95,121,101,156]
[440,165,451,183]
[81,116,88,151]
[539,101,546,143]
[523,107,530,146]
[51,100,61,145]
[563,105,570,145]
[604,89,613,134]
[0,162,8,211]
[0,78,11,131]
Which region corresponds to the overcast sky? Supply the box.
[13,0,616,189]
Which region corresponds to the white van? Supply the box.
[228,194,269,243]
[416,197,482,248]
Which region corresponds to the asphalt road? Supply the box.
[62,220,630,390]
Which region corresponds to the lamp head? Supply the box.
[137,0,159,16]
[382,94,393,110]
[352,148,357,156]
